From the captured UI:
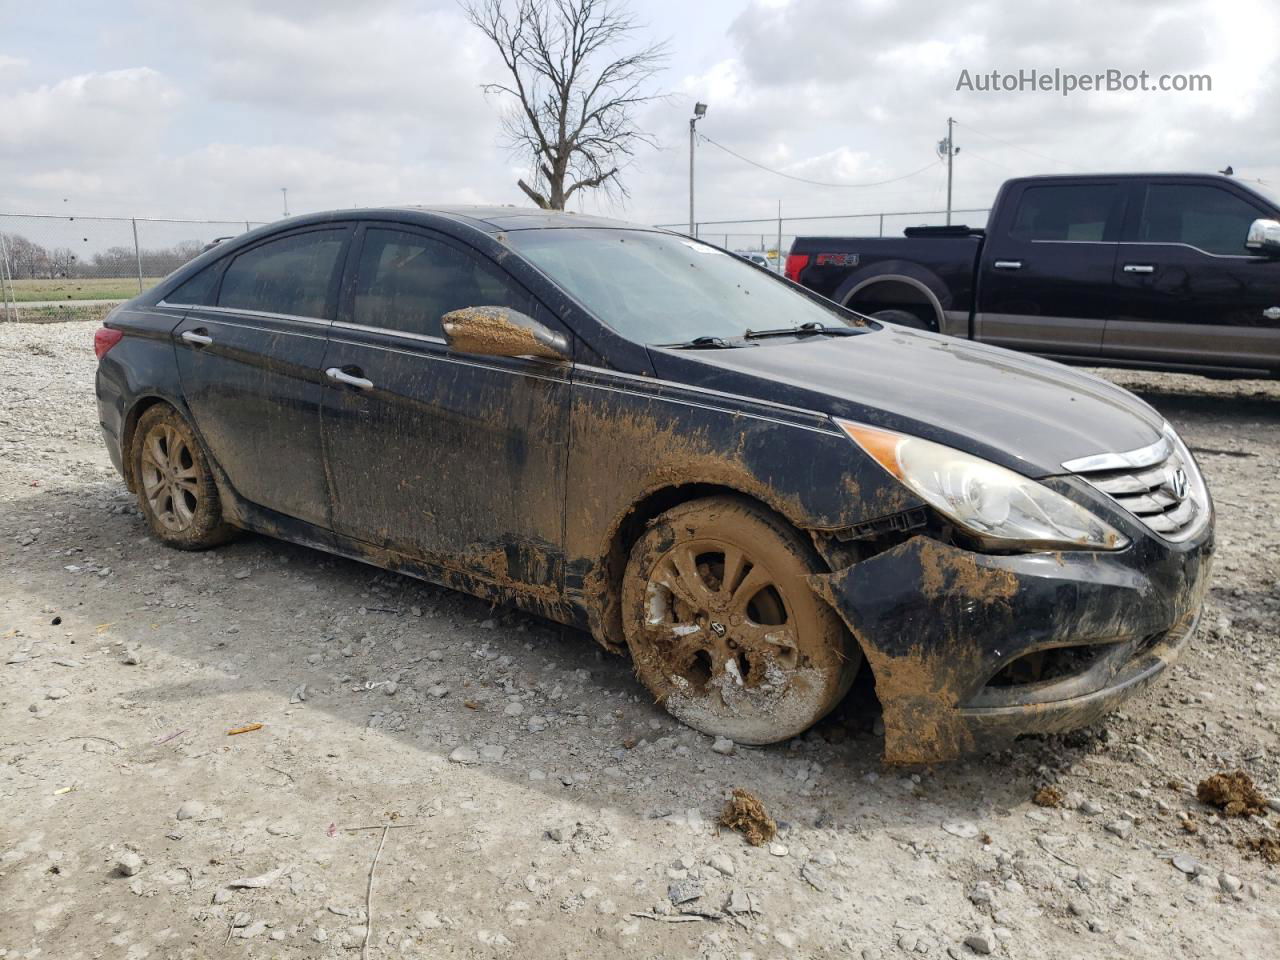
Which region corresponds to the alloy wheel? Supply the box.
[640,538,799,692]
[139,423,201,534]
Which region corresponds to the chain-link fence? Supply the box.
[654,207,991,270]
[0,214,268,321]
[1,206,993,319]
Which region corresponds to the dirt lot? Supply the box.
[2,320,1278,959]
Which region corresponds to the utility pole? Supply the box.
[281,187,289,219]
[776,199,783,274]
[937,118,959,225]
[689,102,707,236]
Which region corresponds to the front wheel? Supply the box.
[621,496,859,745]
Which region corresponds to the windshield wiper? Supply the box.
[742,321,857,340]
[657,335,741,349]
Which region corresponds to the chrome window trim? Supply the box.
[1116,241,1265,260]
[176,315,328,343]
[331,319,447,345]
[1028,239,1119,246]
[157,302,332,326]
[1027,239,1266,260]
[1061,434,1170,473]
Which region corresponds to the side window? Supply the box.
[167,264,219,305]
[1009,185,1119,242]
[218,230,346,317]
[352,228,535,337]
[1139,184,1263,255]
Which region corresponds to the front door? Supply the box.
[977,180,1127,358]
[1105,179,1280,373]
[319,223,572,593]
[173,225,351,528]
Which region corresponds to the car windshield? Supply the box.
[505,228,846,344]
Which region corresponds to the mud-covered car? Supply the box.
[94,208,1214,763]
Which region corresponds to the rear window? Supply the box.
[218,230,346,318]
[1010,184,1119,241]
[167,265,219,306]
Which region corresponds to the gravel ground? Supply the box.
[2,320,1278,960]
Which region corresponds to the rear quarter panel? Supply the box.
[95,303,190,484]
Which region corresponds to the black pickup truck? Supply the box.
[786,173,1280,378]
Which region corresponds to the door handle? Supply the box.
[1264,306,1280,321]
[1123,264,1155,274]
[993,260,1022,270]
[180,329,213,346]
[326,366,374,391]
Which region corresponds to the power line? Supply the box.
[952,121,1080,171]
[697,133,943,188]
[962,148,1019,175]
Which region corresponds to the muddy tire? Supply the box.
[621,496,860,745]
[130,404,236,550]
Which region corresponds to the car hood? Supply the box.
[648,325,1165,478]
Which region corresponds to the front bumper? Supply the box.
[810,529,1213,764]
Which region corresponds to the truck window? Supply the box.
[1138,184,1263,256]
[1010,185,1118,242]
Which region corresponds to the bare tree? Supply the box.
[464,0,667,209]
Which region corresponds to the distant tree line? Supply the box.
[0,233,204,280]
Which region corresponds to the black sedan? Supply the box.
[94,207,1214,763]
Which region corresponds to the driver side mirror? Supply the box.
[1246,218,1280,256]
[441,306,570,361]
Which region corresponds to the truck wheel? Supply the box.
[131,404,237,550]
[868,308,933,331]
[621,496,859,745]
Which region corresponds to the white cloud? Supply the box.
[0,0,1276,232]
[0,67,180,158]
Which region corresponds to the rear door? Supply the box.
[319,223,571,594]
[172,225,350,528]
[976,180,1127,358]
[1105,179,1280,373]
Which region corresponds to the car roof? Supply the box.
[276,205,657,235]
[1007,172,1238,184]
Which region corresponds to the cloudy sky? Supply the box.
[2,0,1277,234]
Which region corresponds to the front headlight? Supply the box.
[836,419,1129,550]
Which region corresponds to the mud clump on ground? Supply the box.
[1033,785,1064,808]
[719,788,777,846]
[1196,770,1268,817]
[1244,836,1280,866]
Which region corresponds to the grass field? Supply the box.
[4,302,117,323]
[1,276,161,302]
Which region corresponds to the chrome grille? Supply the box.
[1063,430,1209,542]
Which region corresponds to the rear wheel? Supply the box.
[621,496,859,744]
[131,404,236,550]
